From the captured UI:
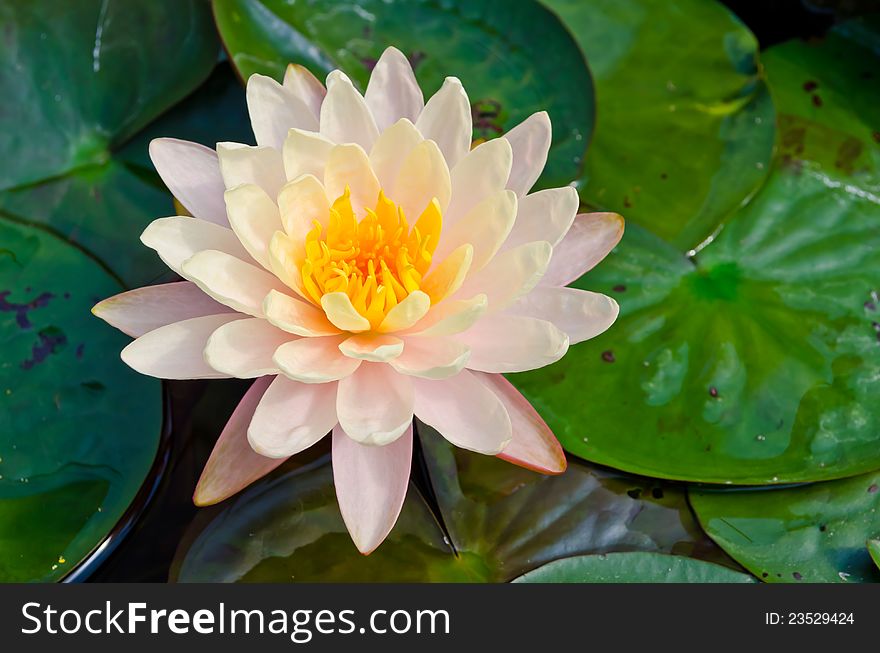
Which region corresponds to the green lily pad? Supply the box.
[541,0,775,249]
[868,539,880,571]
[690,472,880,583]
[511,18,880,484]
[0,217,162,582]
[0,0,219,191]
[212,0,594,188]
[171,425,723,582]
[513,552,755,583]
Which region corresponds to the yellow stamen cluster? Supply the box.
[301,189,442,327]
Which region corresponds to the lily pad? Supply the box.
[212,0,594,188]
[171,425,722,582]
[690,472,880,583]
[513,552,755,583]
[0,0,219,191]
[0,217,162,582]
[511,18,880,484]
[868,539,880,571]
[541,0,775,249]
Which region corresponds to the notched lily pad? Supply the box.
[0,217,162,581]
[691,472,880,583]
[511,17,880,484]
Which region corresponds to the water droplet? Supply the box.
[755,434,766,442]
[838,572,851,581]
[582,437,589,443]
[755,162,765,169]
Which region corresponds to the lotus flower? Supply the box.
[93,48,623,554]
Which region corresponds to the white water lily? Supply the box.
[93,48,623,554]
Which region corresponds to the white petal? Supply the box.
[283,128,334,181]
[458,313,569,373]
[277,174,330,239]
[247,73,319,150]
[415,77,472,169]
[283,63,326,120]
[504,111,551,197]
[248,375,338,458]
[390,139,451,220]
[324,143,381,214]
[365,47,424,132]
[446,138,512,223]
[140,216,250,275]
[332,423,412,554]
[216,142,286,199]
[204,317,290,378]
[378,290,430,333]
[320,70,379,150]
[405,294,488,337]
[339,334,404,362]
[181,249,289,317]
[121,314,244,379]
[149,138,228,225]
[413,370,511,454]
[503,186,578,251]
[541,212,625,287]
[224,184,283,270]
[273,335,361,383]
[336,363,413,445]
[92,281,234,338]
[434,190,516,271]
[321,292,371,332]
[509,288,619,345]
[263,288,340,337]
[456,240,552,311]
[390,336,470,379]
[370,118,424,189]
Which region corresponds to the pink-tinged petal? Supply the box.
[370,118,423,189]
[248,376,338,458]
[365,47,424,132]
[339,334,404,362]
[216,142,286,199]
[390,336,470,379]
[541,212,625,287]
[283,63,326,120]
[503,186,578,251]
[404,294,487,337]
[223,184,283,271]
[320,71,379,150]
[149,138,228,226]
[477,373,566,474]
[503,111,551,197]
[273,335,361,383]
[324,144,381,215]
[445,138,512,224]
[458,313,569,373]
[120,314,244,379]
[140,217,250,275]
[415,77,471,168]
[92,281,234,338]
[337,363,413,445]
[283,128,334,181]
[194,376,287,506]
[204,317,291,378]
[332,423,412,554]
[509,288,619,345]
[455,240,551,312]
[247,74,319,150]
[413,370,511,454]
[263,289,340,337]
[181,249,289,317]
